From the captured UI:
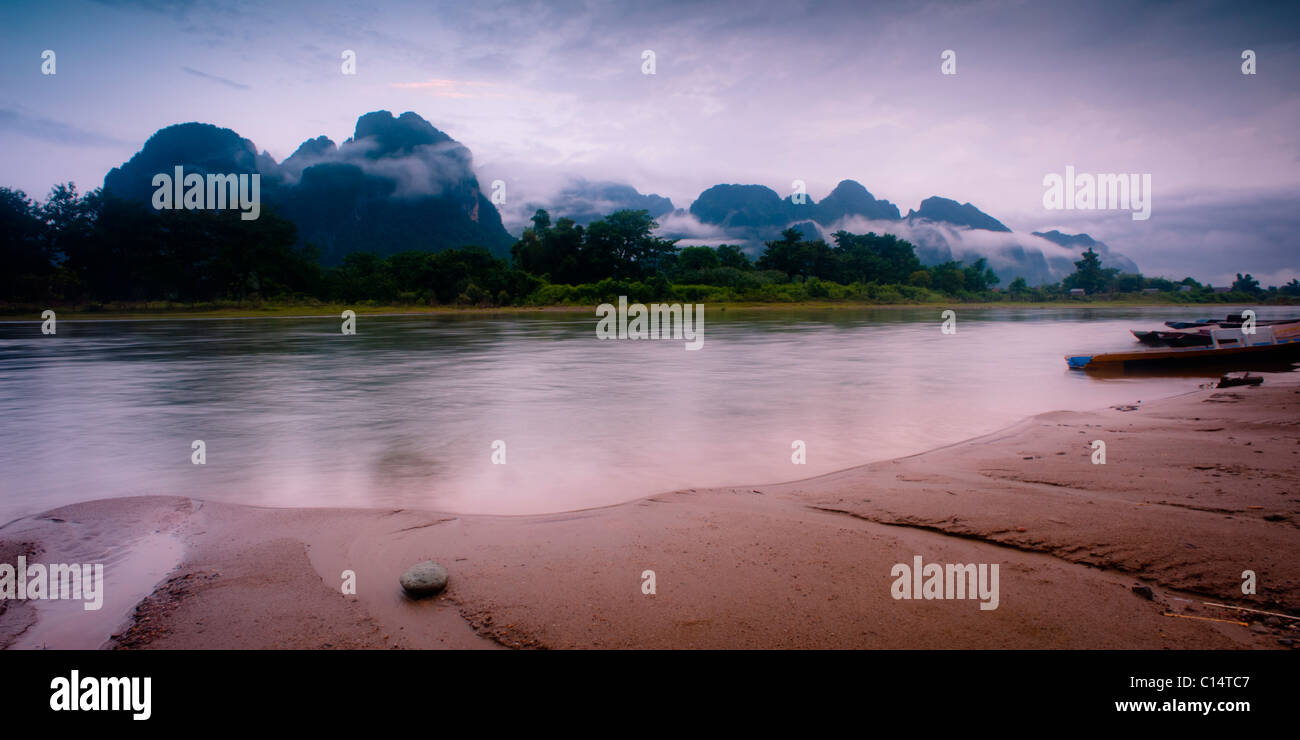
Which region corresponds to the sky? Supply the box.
[1,0,1297,285]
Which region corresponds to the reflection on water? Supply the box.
[0,305,1294,520]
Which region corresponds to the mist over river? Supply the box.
[1,305,1293,523]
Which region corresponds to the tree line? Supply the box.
[3,183,1296,308]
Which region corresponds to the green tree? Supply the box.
[582,209,678,281]
[510,209,585,284]
[757,228,833,280]
[1231,273,1261,294]
[1062,248,1116,294]
[756,228,803,277]
[930,261,967,295]
[829,231,922,285]
[676,245,721,272]
[1114,273,1145,293]
[0,187,53,301]
[715,244,752,270]
[962,257,1000,292]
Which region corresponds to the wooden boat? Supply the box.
[1134,316,1300,347]
[1131,329,1164,345]
[1153,328,1214,347]
[1131,325,1214,347]
[1068,324,1300,370]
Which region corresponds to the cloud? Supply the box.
[780,215,1091,285]
[0,109,132,148]
[388,79,500,98]
[351,140,476,197]
[182,66,250,90]
[644,206,1117,285]
[1101,190,1300,286]
[90,0,200,15]
[654,210,736,244]
[277,112,480,200]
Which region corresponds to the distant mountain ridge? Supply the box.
[664,179,1139,285]
[529,179,674,226]
[906,196,1010,232]
[688,180,901,231]
[816,179,902,222]
[100,112,1139,284]
[104,111,513,265]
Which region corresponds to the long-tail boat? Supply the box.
[1070,323,1300,370]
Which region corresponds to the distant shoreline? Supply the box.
[1,299,1292,322]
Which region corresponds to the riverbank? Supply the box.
[2,377,1297,649]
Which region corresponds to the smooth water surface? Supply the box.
[1,305,1293,521]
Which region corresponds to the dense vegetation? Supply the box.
[3,183,1297,311]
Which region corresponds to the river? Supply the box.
[1,304,1293,522]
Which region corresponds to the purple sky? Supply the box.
[1,0,1297,285]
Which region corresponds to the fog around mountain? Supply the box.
[654,180,1140,285]
[104,111,514,264]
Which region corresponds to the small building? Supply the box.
[1213,286,1232,294]
[1069,288,1086,297]
[1178,285,1193,292]
[1142,288,1159,294]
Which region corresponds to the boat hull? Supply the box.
[1067,337,1300,370]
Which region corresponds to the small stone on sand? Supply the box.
[400,561,449,597]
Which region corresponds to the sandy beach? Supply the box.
[3,376,1298,650]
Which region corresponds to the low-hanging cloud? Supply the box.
[277,123,478,200]
[648,209,1118,285]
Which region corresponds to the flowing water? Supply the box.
[1,305,1294,522]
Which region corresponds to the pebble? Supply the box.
[399,561,449,598]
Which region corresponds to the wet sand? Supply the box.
[2,377,1298,649]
